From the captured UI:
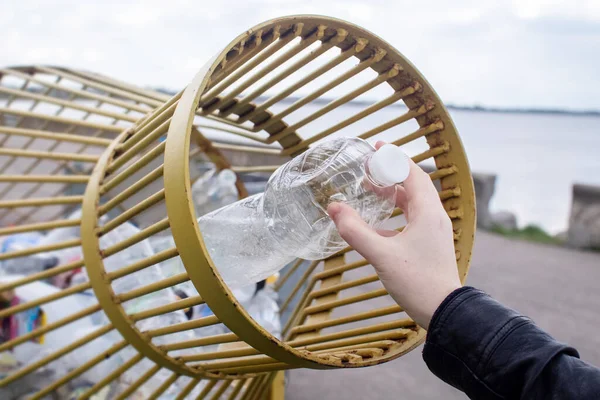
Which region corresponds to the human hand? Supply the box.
[327,142,461,329]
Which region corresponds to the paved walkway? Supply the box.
[287,230,600,399]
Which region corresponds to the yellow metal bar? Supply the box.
[167,331,241,355]
[190,321,413,366]
[312,339,396,355]
[30,340,127,400]
[211,140,281,155]
[0,146,99,162]
[292,254,345,343]
[270,371,285,400]
[279,261,319,312]
[0,324,113,387]
[0,86,139,122]
[276,87,411,148]
[430,165,458,181]
[275,64,402,149]
[302,288,388,316]
[107,121,169,174]
[0,195,82,209]
[358,103,431,140]
[150,315,219,338]
[181,345,258,363]
[206,26,274,90]
[148,372,180,400]
[117,272,189,303]
[274,259,304,291]
[35,66,164,107]
[241,38,364,124]
[107,246,178,281]
[252,373,276,400]
[176,378,202,400]
[195,379,218,400]
[238,378,261,400]
[114,364,161,400]
[308,274,380,299]
[101,217,170,257]
[6,69,146,111]
[118,102,176,154]
[289,320,411,347]
[104,141,166,195]
[0,281,91,318]
[0,107,123,132]
[99,189,165,234]
[305,329,411,352]
[131,295,204,322]
[215,26,321,116]
[100,165,164,210]
[210,379,233,400]
[0,303,101,353]
[0,238,80,261]
[313,259,369,281]
[79,353,144,400]
[0,125,112,145]
[392,120,444,147]
[227,380,246,400]
[200,25,294,103]
[1,68,151,113]
[255,46,384,132]
[0,259,84,292]
[0,218,80,236]
[218,363,294,375]
[231,165,278,173]
[412,142,450,163]
[201,354,276,371]
[291,305,402,335]
[0,174,89,183]
[233,27,346,113]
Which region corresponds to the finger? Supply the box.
[375,140,386,150]
[328,202,384,260]
[402,160,444,215]
[376,229,399,237]
[395,185,408,210]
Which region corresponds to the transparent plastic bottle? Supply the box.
[198,137,410,288]
[0,232,58,275]
[191,168,239,217]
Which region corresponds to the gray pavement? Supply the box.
[286,230,600,399]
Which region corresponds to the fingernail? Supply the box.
[327,202,341,219]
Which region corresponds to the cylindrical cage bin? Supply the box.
[0,15,475,400]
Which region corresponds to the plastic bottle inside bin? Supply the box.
[198,138,409,288]
[0,232,59,276]
[191,168,238,217]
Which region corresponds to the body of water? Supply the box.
[450,109,600,234]
[244,102,600,234]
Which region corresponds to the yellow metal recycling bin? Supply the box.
[0,15,475,399]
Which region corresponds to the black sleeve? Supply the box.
[423,286,600,399]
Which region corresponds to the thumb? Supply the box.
[328,202,382,260]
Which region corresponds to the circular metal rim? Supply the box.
[81,127,249,379]
[165,14,475,370]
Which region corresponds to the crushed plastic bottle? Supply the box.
[191,168,238,217]
[198,138,410,288]
[0,232,58,276]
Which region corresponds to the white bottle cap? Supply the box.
[368,144,410,186]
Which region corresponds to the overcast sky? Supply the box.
[2,0,599,110]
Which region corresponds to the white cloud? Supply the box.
[2,0,599,110]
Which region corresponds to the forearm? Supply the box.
[423,287,600,399]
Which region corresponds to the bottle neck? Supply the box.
[365,155,392,188]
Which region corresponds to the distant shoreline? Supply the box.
[153,88,600,117]
[3,85,598,117]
